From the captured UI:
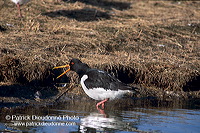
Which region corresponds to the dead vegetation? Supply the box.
[0,0,200,102]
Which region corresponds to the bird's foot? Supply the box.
[96,98,109,110]
[97,107,106,115]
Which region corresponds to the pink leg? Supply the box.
[16,3,22,17]
[97,108,105,115]
[101,102,105,109]
[96,98,109,110]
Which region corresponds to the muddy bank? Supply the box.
[0,0,200,106]
[0,54,199,105]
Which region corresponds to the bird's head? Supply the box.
[53,58,90,78]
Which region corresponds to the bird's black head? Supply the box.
[53,58,90,79]
[69,58,90,77]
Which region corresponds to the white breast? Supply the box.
[11,0,30,5]
[80,75,130,101]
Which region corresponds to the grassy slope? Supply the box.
[0,0,199,100]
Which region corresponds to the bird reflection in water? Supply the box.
[79,111,138,132]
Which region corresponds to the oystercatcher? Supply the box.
[11,0,30,17]
[53,59,135,110]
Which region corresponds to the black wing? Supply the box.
[84,69,132,91]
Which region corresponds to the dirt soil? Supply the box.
[0,0,200,105]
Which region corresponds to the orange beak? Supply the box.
[53,64,70,79]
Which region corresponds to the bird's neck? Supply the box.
[76,64,90,77]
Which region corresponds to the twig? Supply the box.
[137,29,142,38]
[61,44,67,51]
[53,83,72,102]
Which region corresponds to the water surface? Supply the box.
[0,98,200,133]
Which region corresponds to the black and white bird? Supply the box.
[11,0,30,17]
[53,58,135,110]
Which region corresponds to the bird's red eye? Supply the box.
[71,62,74,65]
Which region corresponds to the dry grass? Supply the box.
[0,0,200,100]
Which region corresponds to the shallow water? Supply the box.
[0,98,200,133]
